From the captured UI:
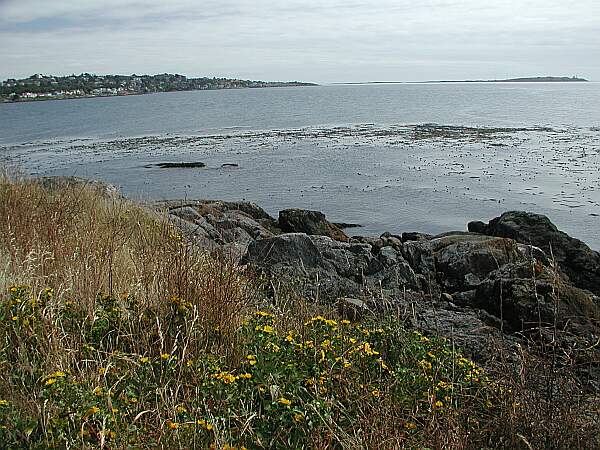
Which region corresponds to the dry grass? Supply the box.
[0,175,252,344]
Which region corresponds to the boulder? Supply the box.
[244,233,421,300]
[469,211,600,295]
[473,261,600,335]
[401,232,432,242]
[163,200,279,259]
[279,209,349,242]
[401,234,534,293]
[415,308,512,361]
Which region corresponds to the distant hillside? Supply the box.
[0,73,317,102]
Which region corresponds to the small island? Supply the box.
[427,76,588,83]
[336,76,589,85]
[0,73,317,102]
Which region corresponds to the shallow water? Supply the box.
[1,84,599,249]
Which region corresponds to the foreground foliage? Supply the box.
[1,285,497,448]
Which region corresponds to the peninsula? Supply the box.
[0,73,317,102]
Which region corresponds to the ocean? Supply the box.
[1,82,599,249]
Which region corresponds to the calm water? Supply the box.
[1,83,599,248]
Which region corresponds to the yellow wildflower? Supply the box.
[246,354,257,365]
[371,389,381,398]
[11,316,18,321]
[405,422,417,430]
[213,371,236,384]
[88,406,100,415]
[267,342,280,353]
[167,420,179,430]
[176,405,188,414]
[434,401,443,408]
[362,342,379,356]
[377,359,390,370]
[44,378,57,386]
[93,386,103,396]
[293,413,304,422]
[139,356,149,364]
[255,311,273,317]
[98,367,106,375]
[0,400,8,407]
[418,360,432,371]
[161,353,171,360]
[278,397,292,406]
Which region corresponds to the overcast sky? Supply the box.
[1,0,598,82]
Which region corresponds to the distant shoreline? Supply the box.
[0,73,318,104]
[335,76,589,85]
[0,84,318,104]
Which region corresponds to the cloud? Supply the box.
[1,0,599,81]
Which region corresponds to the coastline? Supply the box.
[0,83,318,104]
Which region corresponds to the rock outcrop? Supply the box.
[278,209,349,242]
[469,211,600,296]
[159,200,280,257]
[161,199,600,371]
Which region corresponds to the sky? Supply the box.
[1,0,599,83]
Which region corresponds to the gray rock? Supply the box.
[401,232,432,242]
[473,261,600,334]
[469,211,600,296]
[415,308,513,361]
[401,234,528,293]
[279,209,349,242]
[244,233,421,300]
[464,273,482,289]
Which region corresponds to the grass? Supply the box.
[0,175,598,449]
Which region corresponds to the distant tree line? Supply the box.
[0,73,316,100]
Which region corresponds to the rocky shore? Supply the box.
[37,177,600,389]
[158,196,600,388]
